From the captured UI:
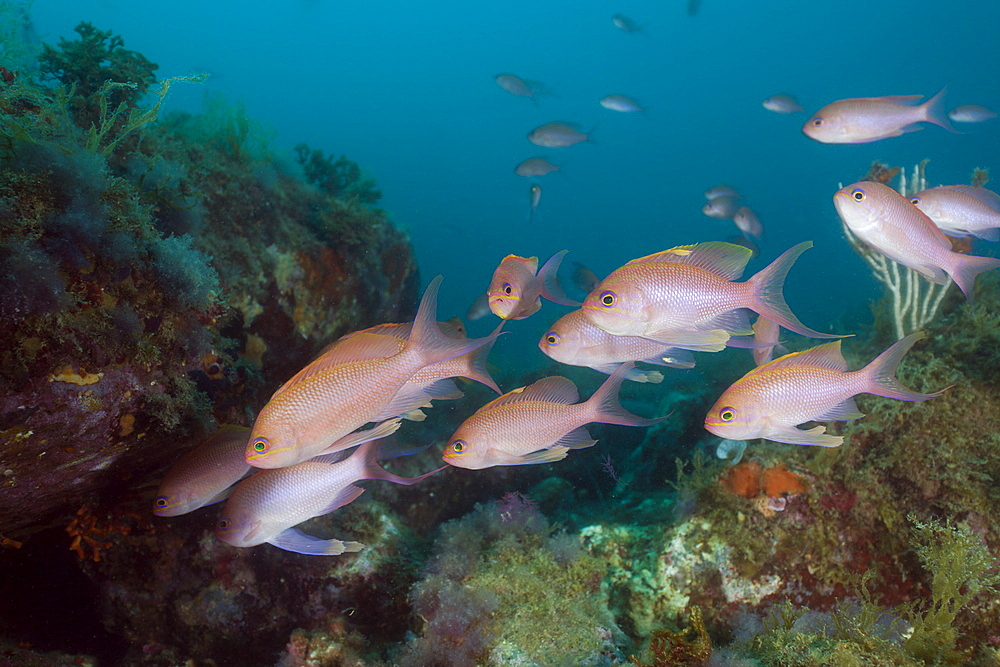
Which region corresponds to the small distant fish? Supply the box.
[704,185,741,200]
[539,309,695,382]
[442,363,663,469]
[466,292,491,321]
[948,104,997,123]
[246,276,500,468]
[833,181,1000,298]
[802,89,955,143]
[581,241,841,352]
[762,94,803,114]
[910,185,1000,241]
[705,333,944,447]
[495,73,547,100]
[611,13,643,33]
[515,157,561,177]
[217,438,441,555]
[488,251,578,320]
[527,121,593,148]
[526,182,542,223]
[570,261,600,294]
[600,94,644,113]
[687,0,701,17]
[702,195,740,219]
[733,206,763,239]
[153,425,251,517]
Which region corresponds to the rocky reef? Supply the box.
[0,21,418,542]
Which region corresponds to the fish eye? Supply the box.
[503,282,513,296]
[154,496,168,508]
[217,517,231,531]
[600,291,617,308]
[720,407,737,422]
[852,189,865,201]
[910,196,921,205]
[251,437,269,453]
[812,117,824,126]
[451,439,466,454]
[544,332,560,346]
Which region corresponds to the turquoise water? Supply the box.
[32,0,1000,341]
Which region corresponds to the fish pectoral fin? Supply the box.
[319,418,403,456]
[372,379,463,422]
[814,397,865,422]
[765,423,843,448]
[267,528,364,556]
[202,484,239,507]
[553,427,598,450]
[642,329,730,352]
[317,484,366,516]
[517,446,571,465]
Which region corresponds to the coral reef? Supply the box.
[0,24,417,540]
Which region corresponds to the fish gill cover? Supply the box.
[0,1,999,666]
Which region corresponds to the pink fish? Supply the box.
[317,318,501,402]
[803,89,954,143]
[834,181,1000,298]
[153,425,252,517]
[488,251,578,320]
[246,276,501,468]
[705,332,944,447]
[581,241,840,352]
[539,309,694,382]
[948,104,997,123]
[217,438,440,555]
[442,363,663,469]
[910,185,1000,241]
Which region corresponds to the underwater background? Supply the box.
[1,0,1000,665]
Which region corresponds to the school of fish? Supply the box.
[153,12,1000,558]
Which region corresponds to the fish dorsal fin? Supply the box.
[475,376,578,413]
[356,322,412,340]
[755,340,848,374]
[626,242,752,280]
[502,254,539,275]
[864,94,923,105]
[272,333,400,400]
[940,185,1000,212]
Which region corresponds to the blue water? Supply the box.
[30,0,1000,356]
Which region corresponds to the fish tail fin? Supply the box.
[585,362,666,427]
[860,331,946,401]
[948,253,1000,300]
[921,86,957,133]
[460,322,504,393]
[407,275,504,366]
[537,250,581,307]
[354,437,445,486]
[746,241,843,339]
